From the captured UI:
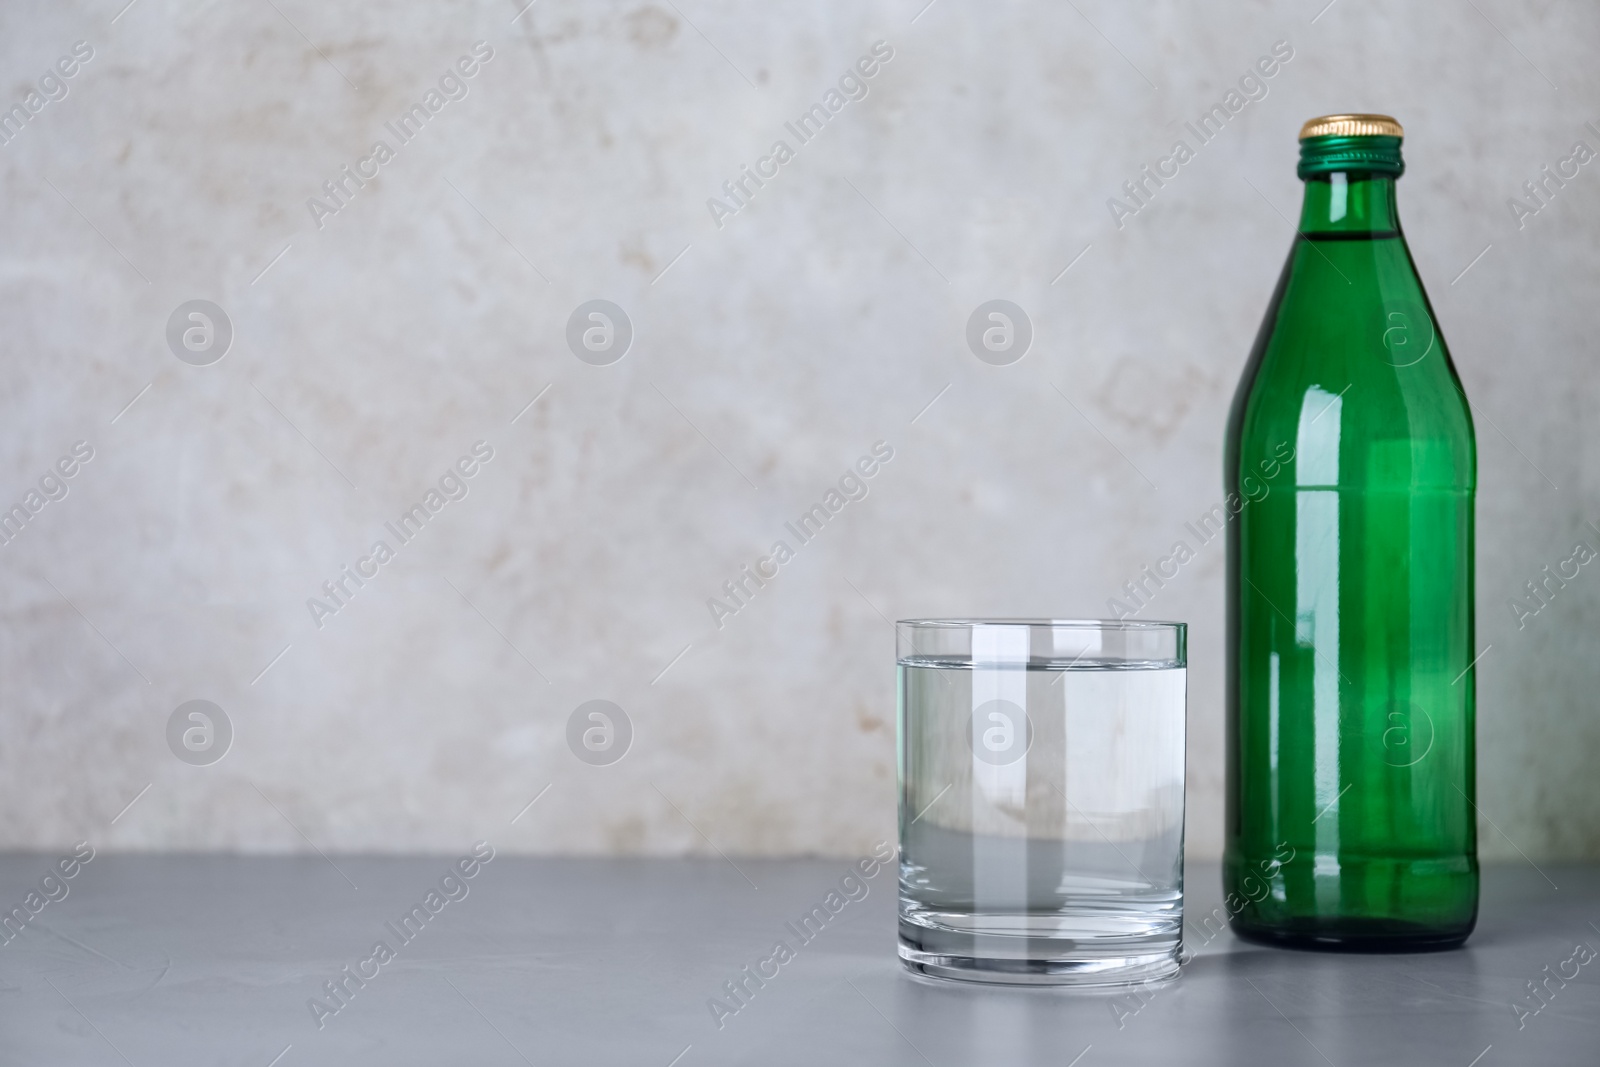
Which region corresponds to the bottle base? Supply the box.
[1231,917,1472,953]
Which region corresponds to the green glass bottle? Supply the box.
[1224,115,1477,949]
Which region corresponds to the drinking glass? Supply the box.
[897,619,1187,986]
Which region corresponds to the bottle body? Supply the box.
[1224,161,1478,949]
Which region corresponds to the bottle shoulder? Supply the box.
[1228,235,1476,491]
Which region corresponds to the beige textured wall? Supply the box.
[1,0,1596,861]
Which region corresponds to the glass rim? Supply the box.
[896,618,1186,632]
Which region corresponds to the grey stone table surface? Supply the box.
[0,853,1595,1067]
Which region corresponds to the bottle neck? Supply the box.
[1298,172,1399,237]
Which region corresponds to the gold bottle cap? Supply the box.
[1298,114,1403,140]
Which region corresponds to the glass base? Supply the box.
[898,922,1181,988]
